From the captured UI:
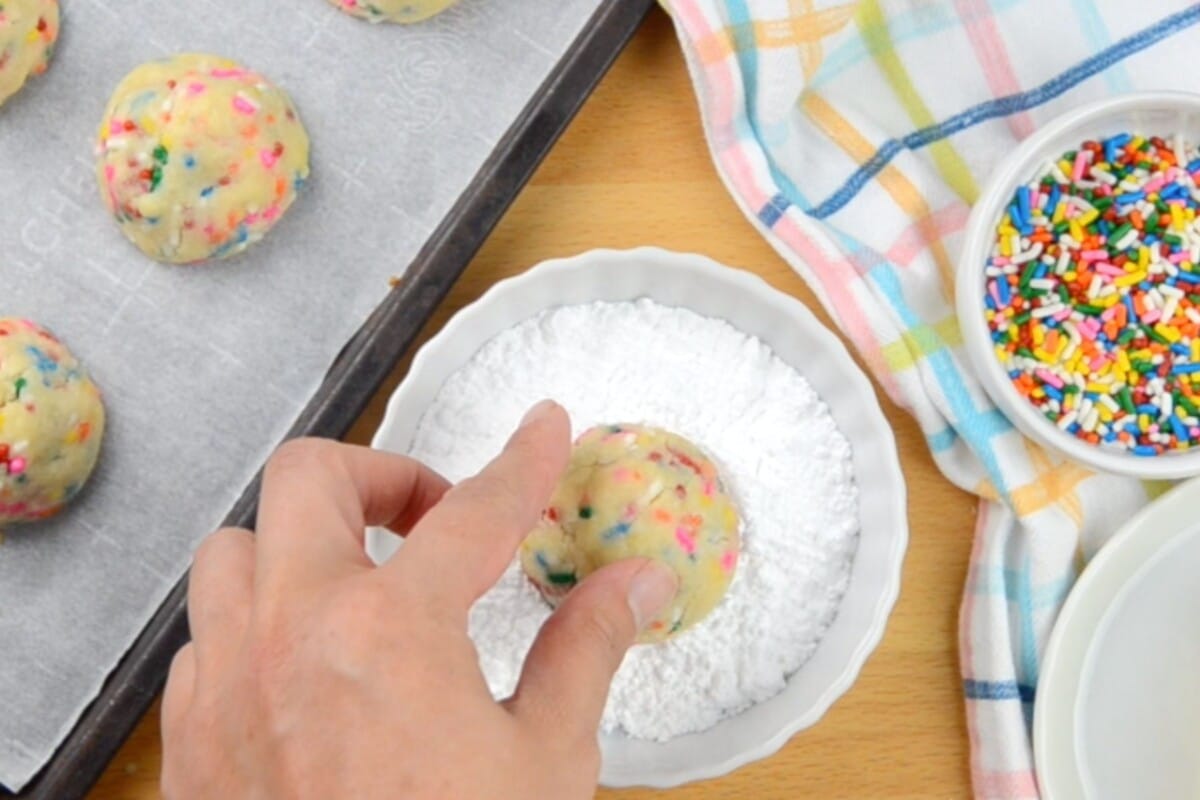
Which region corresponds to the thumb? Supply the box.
[507,558,678,740]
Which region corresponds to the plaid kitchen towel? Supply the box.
[660,1,1200,796]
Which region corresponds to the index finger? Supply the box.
[394,400,570,610]
[255,439,451,592]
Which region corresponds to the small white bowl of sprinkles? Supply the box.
[365,247,907,787]
[958,92,1200,478]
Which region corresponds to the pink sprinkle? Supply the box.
[702,481,714,497]
[1149,424,1160,435]
[108,119,124,135]
[1094,262,1124,277]
[104,164,115,182]
[1101,306,1119,322]
[1088,355,1106,371]
[1036,369,1064,389]
[1053,308,1071,322]
[210,68,247,79]
[231,95,257,115]
[1191,427,1200,438]
[8,457,26,476]
[612,467,632,483]
[1142,309,1162,325]
[187,82,206,95]
[262,205,280,222]
[992,256,1011,267]
[674,527,696,555]
[988,281,1002,306]
[720,550,737,572]
[1077,323,1097,342]
[1080,249,1108,262]
[1144,176,1166,194]
[1072,150,1088,182]
[1169,252,1187,264]
[259,148,279,169]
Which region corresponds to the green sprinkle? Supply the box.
[152,145,169,164]
[1077,303,1105,315]
[1119,387,1135,413]
[1094,197,1114,211]
[1165,234,1184,247]
[1118,328,1138,346]
[13,377,25,399]
[1109,223,1133,243]
[1148,327,1171,346]
[1179,393,1200,417]
[1019,262,1039,288]
[1016,346,1035,359]
[579,506,593,519]
[149,165,163,191]
[1014,311,1032,325]
[546,572,577,586]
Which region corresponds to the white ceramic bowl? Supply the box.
[365,247,908,787]
[957,92,1200,479]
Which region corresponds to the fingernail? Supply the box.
[627,561,679,631]
[519,399,558,429]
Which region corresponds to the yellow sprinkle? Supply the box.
[1098,406,1114,423]
[1059,159,1073,175]
[1172,204,1186,231]
[1098,293,1120,308]
[1115,272,1147,288]
[1139,414,1151,432]
[1077,209,1099,227]
[1070,221,1084,242]
[1032,326,1046,346]
[1000,236,1012,257]
[1139,247,1151,270]
[1155,323,1182,343]
[1086,381,1109,393]
[1118,350,1132,372]
[1053,202,1067,224]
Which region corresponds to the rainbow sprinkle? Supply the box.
[985,132,1200,456]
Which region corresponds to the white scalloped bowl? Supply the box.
[365,247,908,787]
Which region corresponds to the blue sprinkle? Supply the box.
[1018,187,1032,222]
[1117,191,1145,205]
[1186,158,1200,173]
[1177,271,1200,284]
[184,155,196,169]
[200,186,215,199]
[997,279,1011,305]
[1133,445,1158,457]
[603,522,632,540]
[1044,385,1064,402]
[1169,415,1189,440]
[1174,363,1200,375]
[25,346,58,375]
[1137,403,1160,415]
[1171,343,1191,356]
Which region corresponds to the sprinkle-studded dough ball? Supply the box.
[520,424,740,643]
[327,0,458,24]
[0,0,58,108]
[0,319,105,526]
[95,53,311,265]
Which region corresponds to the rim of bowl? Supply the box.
[367,246,908,787]
[956,91,1200,479]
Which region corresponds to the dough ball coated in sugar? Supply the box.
[327,0,458,23]
[0,0,58,108]
[95,54,310,265]
[0,319,105,525]
[520,424,740,643]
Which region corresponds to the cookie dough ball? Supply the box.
[520,424,740,643]
[0,0,58,108]
[327,0,458,24]
[95,54,310,264]
[0,319,105,525]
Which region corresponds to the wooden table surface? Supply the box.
[91,9,977,798]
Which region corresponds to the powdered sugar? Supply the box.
[408,298,859,740]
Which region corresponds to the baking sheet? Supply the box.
[0,0,603,789]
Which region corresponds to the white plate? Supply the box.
[1035,478,1200,799]
[365,247,908,787]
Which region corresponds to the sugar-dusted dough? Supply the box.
[327,0,458,24]
[520,423,740,643]
[95,53,310,265]
[0,319,105,525]
[0,0,58,108]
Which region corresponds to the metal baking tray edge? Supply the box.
[8,2,654,796]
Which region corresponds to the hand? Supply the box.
[161,400,678,799]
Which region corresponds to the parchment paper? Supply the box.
[0,0,602,789]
